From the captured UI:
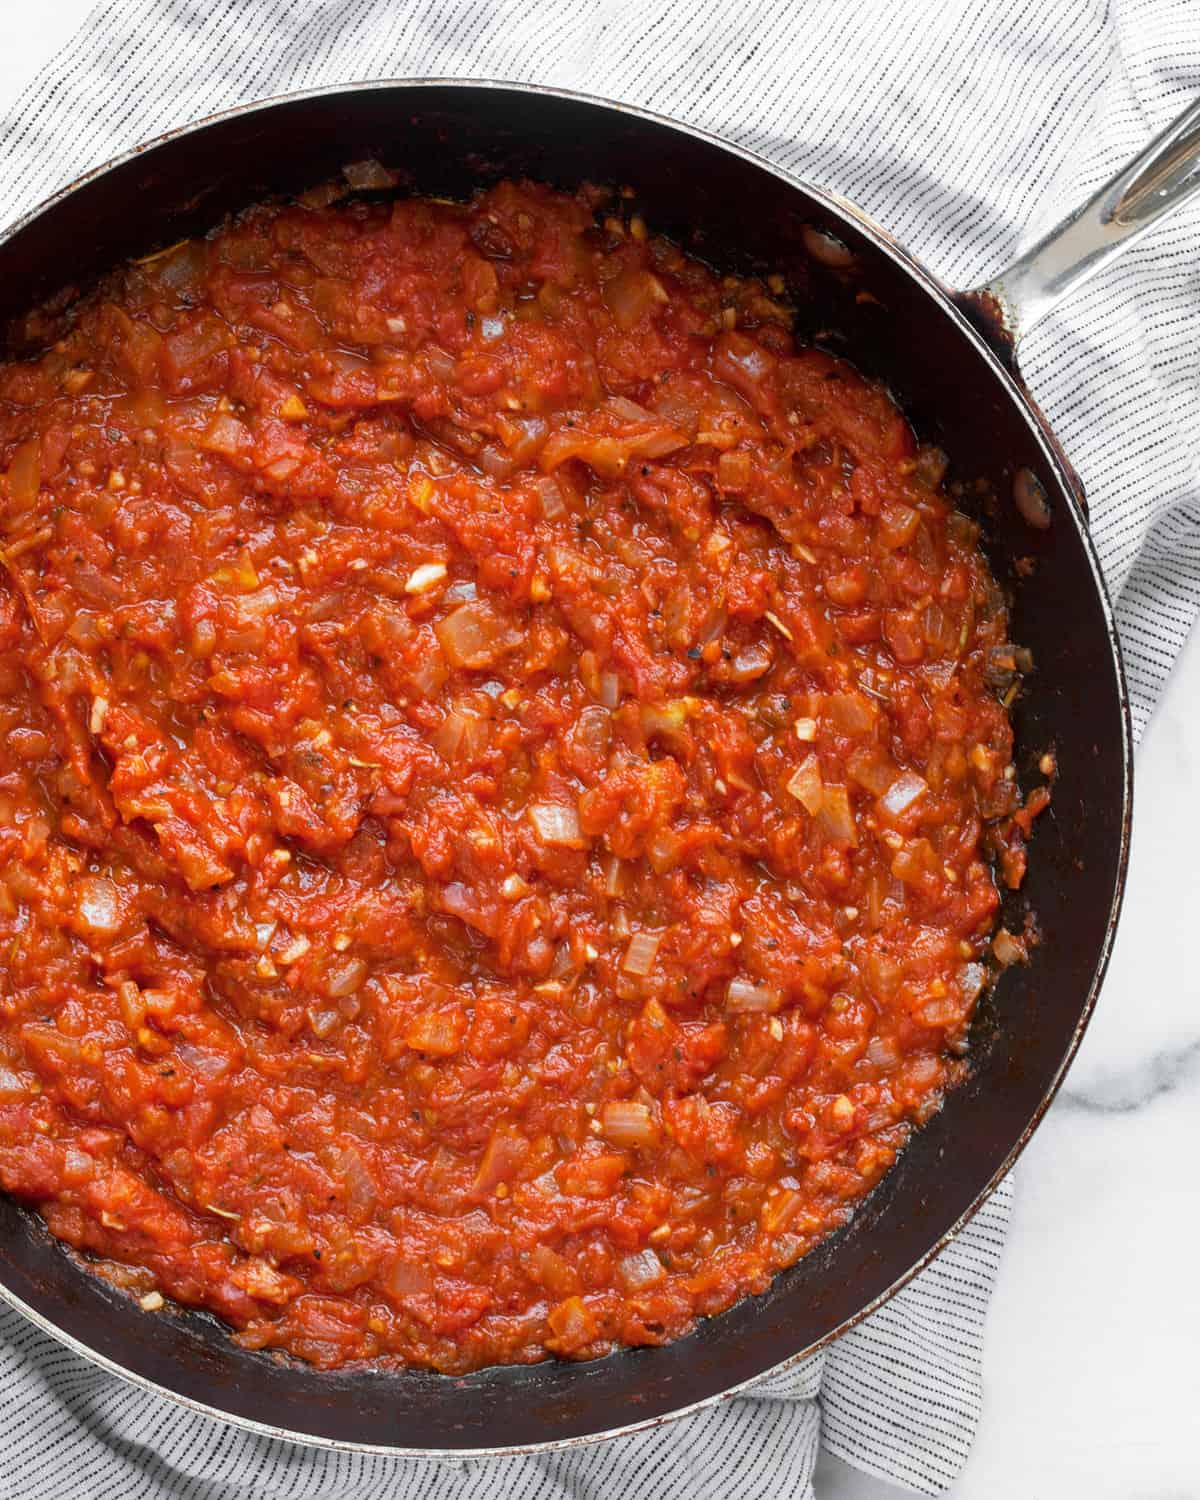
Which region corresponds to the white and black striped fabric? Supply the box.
[0,3,1195,1496]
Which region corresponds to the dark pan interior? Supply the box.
[0,83,1130,1452]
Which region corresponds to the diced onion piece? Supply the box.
[640,699,690,739]
[923,602,960,656]
[477,442,515,480]
[528,1243,581,1298]
[602,853,628,898]
[900,1057,941,1096]
[728,641,773,682]
[617,1248,665,1290]
[75,876,121,938]
[891,838,934,886]
[646,827,681,874]
[621,930,663,976]
[992,928,1027,966]
[434,599,517,669]
[818,785,858,845]
[846,744,896,796]
[325,955,367,998]
[920,992,961,1026]
[762,1186,805,1234]
[472,1126,530,1196]
[0,1065,28,1100]
[826,692,875,734]
[198,411,249,456]
[386,1257,433,1297]
[528,802,586,849]
[726,977,783,1013]
[603,267,670,330]
[547,1294,598,1346]
[697,607,728,648]
[307,1007,341,1038]
[404,561,447,595]
[320,1142,376,1214]
[598,671,621,708]
[535,475,566,520]
[573,704,612,755]
[604,395,659,424]
[879,769,928,818]
[434,699,491,761]
[405,1009,465,1057]
[866,1034,900,1069]
[601,1100,658,1148]
[232,585,282,621]
[787,755,824,815]
[878,500,920,549]
[717,449,752,488]
[5,437,41,511]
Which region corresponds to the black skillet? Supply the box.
[2,78,1183,1454]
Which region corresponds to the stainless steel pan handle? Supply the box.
[974,95,1200,349]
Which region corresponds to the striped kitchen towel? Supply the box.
[0,2,1196,1497]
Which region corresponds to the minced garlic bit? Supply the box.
[139,1290,164,1311]
[794,717,817,741]
[405,561,448,594]
[768,1017,784,1040]
[89,696,108,735]
[332,933,352,952]
[764,610,793,640]
[830,1095,855,1130]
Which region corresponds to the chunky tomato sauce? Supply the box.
[0,178,1043,1372]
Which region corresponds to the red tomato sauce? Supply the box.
[0,180,1042,1371]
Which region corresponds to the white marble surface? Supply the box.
[1,9,1198,1496]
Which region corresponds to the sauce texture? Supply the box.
[0,180,1041,1371]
